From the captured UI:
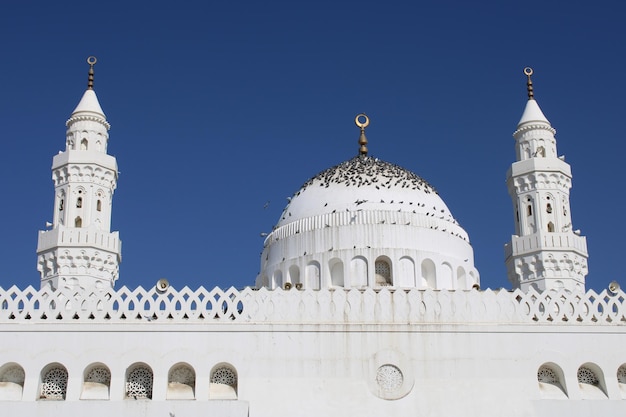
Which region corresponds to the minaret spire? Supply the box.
[505,68,588,293]
[87,56,96,90]
[355,113,369,156]
[36,57,122,290]
[524,67,534,100]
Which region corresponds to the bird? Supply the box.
[263,201,270,209]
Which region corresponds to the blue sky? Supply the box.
[0,0,624,291]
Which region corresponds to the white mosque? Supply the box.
[0,59,624,417]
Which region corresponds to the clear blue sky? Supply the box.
[0,0,624,291]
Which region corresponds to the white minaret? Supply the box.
[505,68,588,293]
[36,57,121,290]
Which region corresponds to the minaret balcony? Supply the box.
[37,225,121,256]
[505,232,587,259]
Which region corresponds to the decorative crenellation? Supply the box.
[0,285,624,324]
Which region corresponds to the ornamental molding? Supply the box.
[513,123,556,136]
[66,115,111,130]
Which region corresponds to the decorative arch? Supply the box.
[537,363,567,399]
[421,259,436,289]
[273,270,283,289]
[167,363,196,400]
[40,363,68,400]
[288,265,300,285]
[396,256,416,287]
[440,262,453,288]
[329,258,344,287]
[81,363,110,400]
[456,266,467,290]
[209,363,237,399]
[126,363,153,400]
[547,222,555,233]
[577,363,607,399]
[305,261,321,289]
[75,217,82,228]
[374,256,392,286]
[350,256,368,287]
[80,138,88,150]
[0,363,24,401]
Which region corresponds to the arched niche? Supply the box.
[537,363,567,399]
[577,363,607,399]
[374,256,392,287]
[350,256,368,287]
[125,363,153,400]
[209,363,237,400]
[440,262,453,289]
[40,363,68,400]
[456,266,467,290]
[288,265,300,285]
[167,363,196,400]
[0,363,24,401]
[421,259,436,289]
[396,256,415,288]
[81,363,111,400]
[273,270,283,289]
[305,261,321,289]
[617,364,626,399]
[329,258,344,288]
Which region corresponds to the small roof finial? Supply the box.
[355,113,370,156]
[87,56,97,90]
[524,67,534,100]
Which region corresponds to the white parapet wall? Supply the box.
[0,285,624,324]
[0,286,625,417]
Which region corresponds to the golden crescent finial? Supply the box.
[355,113,369,156]
[87,56,97,90]
[355,113,370,129]
[524,67,534,100]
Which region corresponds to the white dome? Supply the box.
[276,156,456,228]
[257,154,479,291]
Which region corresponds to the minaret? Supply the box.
[505,68,588,292]
[36,57,122,290]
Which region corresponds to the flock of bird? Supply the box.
[299,155,437,193]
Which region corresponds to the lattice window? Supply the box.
[537,366,558,384]
[126,366,153,399]
[169,365,195,387]
[86,367,110,385]
[375,260,391,286]
[1,366,25,385]
[578,367,599,385]
[41,367,68,400]
[211,367,236,387]
[376,364,403,392]
[617,366,626,384]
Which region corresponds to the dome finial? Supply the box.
[524,67,534,100]
[355,113,370,156]
[87,56,97,90]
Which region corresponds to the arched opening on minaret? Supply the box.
[537,146,545,157]
[76,197,83,208]
[81,138,88,150]
[546,203,552,213]
[96,200,102,211]
[547,222,555,233]
[527,205,532,216]
[75,217,82,228]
